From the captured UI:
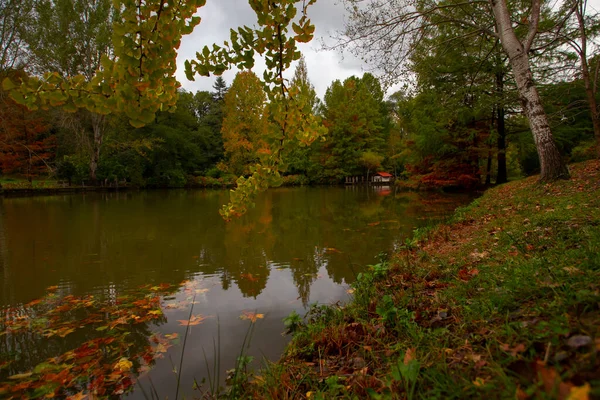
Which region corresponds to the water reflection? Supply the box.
[0,187,473,397]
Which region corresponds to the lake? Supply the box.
[0,187,473,398]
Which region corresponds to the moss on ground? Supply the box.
[241,160,600,399]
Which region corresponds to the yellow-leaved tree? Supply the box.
[220,71,269,176]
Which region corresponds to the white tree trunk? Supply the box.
[490,0,570,181]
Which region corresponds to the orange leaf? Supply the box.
[404,348,416,365]
[240,311,265,323]
[178,314,208,326]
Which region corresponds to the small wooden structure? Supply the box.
[345,172,394,185]
[372,172,393,183]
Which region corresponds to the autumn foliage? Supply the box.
[0,81,55,181]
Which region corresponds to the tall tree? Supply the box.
[220,71,269,176]
[315,73,386,182]
[0,0,33,73]
[23,0,114,183]
[285,56,320,175]
[340,0,570,181]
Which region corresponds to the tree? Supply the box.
[560,0,600,157]
[0,0,33,73]
[340,0,570,181]
[285,56,320,175]
[220,71,269,176]
[359,151,384,182]
[21,0,114,183]
[0,79,54,181]
[212,76,228,103]
[7,0,325,218]
[315,73,386,182]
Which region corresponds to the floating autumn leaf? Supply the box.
[325,247,342,253]
[346,288,355,294]
[66,392,87,400]
[195,288,210,294]
[114,358,133,372]
[8,372,33,380]
[367,222,380,226]
[240,311,265,323]
[47,285,59,291]
[178,314,208,326]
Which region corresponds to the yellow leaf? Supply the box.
[567,383,591,400]
[8,372,33,380]
[115,357,133,372]
[240,311,265,323]
[473,377,485,387]
[346,288,355,294]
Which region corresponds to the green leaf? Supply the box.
[2,77,16,90]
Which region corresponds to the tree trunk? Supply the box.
[575,2,600,158]
[88,113,105,185]
[496,71,508,184]
[485,147,492,185]
[490,0,569,181]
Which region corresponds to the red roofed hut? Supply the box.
[372,172,393,183]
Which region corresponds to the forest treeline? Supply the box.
[0,0,598,190]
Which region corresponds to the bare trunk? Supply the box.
[89,113,105,185]
[490,0,569,181]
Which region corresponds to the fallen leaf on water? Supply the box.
[165,333,179,340]
[114,357,133,372]
[8,372,32,380]
[178,314,208,326]
[368,222,380,226]
[346,288,355,294]
[67,392,87,400]
[195,288,210,294]
[240,311,264,323]
[47,285,59,291]
[325,247,342,253]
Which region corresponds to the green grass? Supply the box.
[240,160,600,399]
[0,177,62,189]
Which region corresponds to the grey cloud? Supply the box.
[176,0,368,99]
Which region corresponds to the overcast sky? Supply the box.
[175,0,369,100]
[175,0,600,100]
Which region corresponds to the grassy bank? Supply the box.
[241,160,600,399]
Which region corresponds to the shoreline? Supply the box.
[238,160,600,399]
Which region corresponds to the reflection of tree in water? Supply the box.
[0,284,179,398]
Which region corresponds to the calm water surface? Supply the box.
[0,187,473,398]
